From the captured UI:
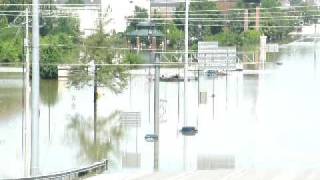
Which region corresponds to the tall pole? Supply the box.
[184,0,189,126]
[94,64,97,144]
[244,9,248,32]
[148,0,151,21]
[255,7,260,31]
[153,37,159,170]
[93,0,103,145]
[31,0,40,176]
[154,53,160,170]
[24,7,31,177]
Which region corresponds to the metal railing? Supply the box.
[6,159,108,180]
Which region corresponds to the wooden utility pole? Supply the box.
[255,7,260,31]
[244,9,248,32]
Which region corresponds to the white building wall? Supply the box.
[102,0,150,33]
[57,0,150,36]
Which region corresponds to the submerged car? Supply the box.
[144,134,159,142]
[180,126,198,136]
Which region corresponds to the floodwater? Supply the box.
[0,41,320,178]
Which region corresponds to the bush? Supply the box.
[204,29,261,47]
[123,53,144,64]
[40,38,61,79]
[40,65,58,79]
[242,30,261,45]
[207,30,240,46]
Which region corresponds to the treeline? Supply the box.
[0,0,319,78]
[127,0,319,50]
[0,0,83,79]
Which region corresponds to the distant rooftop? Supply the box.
[137,21,156,28]
[127,29,164,37]
[150,0,180,7]
[53,0,101,4]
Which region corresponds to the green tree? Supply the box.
[72,28,128,92]
[227,10,247,34]
[68,17,129,143]
[126,6,148,32]
[0,0,32,23]
[242,30,260,45]
[166,23,184,50]
[261,0,280,8]
[66,0,84,4]
[0,16,8,28]
[175,0,223,39]
[40,17,81,40]
[40,32,80,79]
[0,27,22,62]
[207,29,241,46]
[260,0,297,41]
[123,52,144,64]
[300,6,319,25]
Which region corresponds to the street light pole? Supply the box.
[184,0,189,126]
[31,0,40,176]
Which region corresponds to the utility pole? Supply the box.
[93,0,103,145]
[255,6,260,31]
[184,0,189,126]
[148,0,151,21]
[93,64,97,144]
[260,36,267,70]
[244,9,248,32]
[24,8,31,177]
[154,52,160,170]
[31,0,40,176]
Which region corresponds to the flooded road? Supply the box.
[0,42,320,178]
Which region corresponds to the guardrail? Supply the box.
[6,159,108,180]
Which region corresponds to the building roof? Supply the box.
[150,0,180,7]
[127,29,164,37]
[137,21,156,27]
[53,0,101,4]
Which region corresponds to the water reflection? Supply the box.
[67,111,124,163]
[0,88,22,120]
[0,73,22,120]
[197,155,235,170]
[243,74,259,115]
[40,80,59,105]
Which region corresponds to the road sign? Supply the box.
[266,43,279,52]
[198,41,219,52]
[198,45,237,70]
[120,112,141,127]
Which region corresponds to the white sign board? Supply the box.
[120,112,141,127]
[198,41,219,52]
[266,43,279,52]
[198,47,237,70]
[197,41,237,70]
[199,92,207,104]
